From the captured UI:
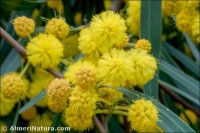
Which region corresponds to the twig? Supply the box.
[93,116,107,133]
[110,0,123,12]
[0,26,106,133]
[0,27,26,57]
[159,83,200,116]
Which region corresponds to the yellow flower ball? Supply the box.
[13,16,35,37]
[114,33,129,48]
[128,49,157,87]
[90,10,127,48]
[176,9,198,33]
[48,98,67,113]
[47,0,64,14]
[45,18,69,40]
[78,28,102,61]
[29,69,53,107]
[76,64,97,89]
[180,110,197,125]
[79,11,127,61]
[64,61,97,86]
[47,78,71,101]
[21,106,37,121]
[26,33,63,69]
[97,87,123,104]
[1,73,26,101]
[29,80,49,107]
[98,48,134,88]
[47,78,71,113]
[127,1,140,36]
[176,10,190,33]
[191,15,200,43]
[65,87,97,131]
[128,99,159,132]
[47,0,62,9]
[0,93,15,117]
[162,0,186,16]
[28,113,52,133]
[135,39,152,53]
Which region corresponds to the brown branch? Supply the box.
[0,27,27,57]
[159,83,200,116]
[0,26,106,133]
[110,0,123,12]
[93,116,107,133]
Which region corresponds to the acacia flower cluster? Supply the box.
[1,10,161,132]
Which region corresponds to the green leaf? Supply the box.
[183,32,200,63]
[108,115,124,133]
[11,102,21,133]
[0,49,21,76]
[119,88,195,132]
[62,0,75,25]
[163,42,200,77]
[140,0,162,99]
[159,80,200,106]
[50,113,62,133]
[160,46,194,103]
[0,0,44,11]
[160,46,180,68]
[19,90,46,114]
[159,60,200,99]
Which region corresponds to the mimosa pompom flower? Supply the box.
[98,48,134,88]
[90,10,127,48]
[48,98,67,113]
[45,18,69,40]
[97,87,123,104]
[65,87,97,131]
[13,16,35,37]
[76,64,97,89]
[180,110,197,125]
[128,49,157,87]
[47,78,71,101]
[64,61,97,86]
[29,113,52,128]
[1,73,26,101]
[78,10,127,61]
[162,0,186,16]
[78,28,101,60]
[47,78,71,113]
[128,99,159,132]
[0,93,16,117]
[21,106,37,121]
[175,9,194,33]
[26,33,63,69]
[135,39,152,53]
[127,1,140,36]
[191,15,200,43]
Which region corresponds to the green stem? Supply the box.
[98,98,112,106]
[19,62,30,78]
[95,109,128,116]
[61,59,73,67]
[11,102,21,132]
[113,106,130,111]
[69,25,86,32]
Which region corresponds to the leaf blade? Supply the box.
[140,0,162,99]
[19,90,46,114]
